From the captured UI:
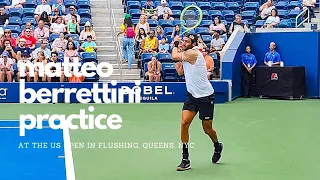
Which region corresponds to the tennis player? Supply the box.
[172,32,223,171]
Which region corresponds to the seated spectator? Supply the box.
[254,0,274,23]
[17,53,32,82]
[80,35,97,52]
[197,35,207,51]
[20,28,37,50]
[50,16,66,34]
[155,26,164,41]
[33,51,48,82]
[34,20,50,42]
[51,32,67,52]
[155,0,174,21]
[135,15,150,34]
[20,22,35,37]
[0,51,13,82]
[35,0,52,22]
[52,0,66,16]
[210,31,225,53]
[303,0,316,18]
[32,39,51,60]
[146,55,161,82]
[264,42,281,66]
[66,35,79,50]
[0,8,9,26]
[158,37,169,53]
[264,9,280,28]
[5,0,26,9]
[51,9,64,24]
[79,21,96,41]
[141,30,158,53]
[2,29,17,48]
[171,24,181,40]
[15,38,32,60]
[0,39,17,59]
[39,11,51,26]
[48,51,64,82]
[241,46,257,97]
[142,0,157,20]
[65,6,80,25]
[67,15,80,34]
[64,41,79,62]
[202,48,214,79]
[135,28,147,51]
[210,17,227,35]
[229,14,250,34]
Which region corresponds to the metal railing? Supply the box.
[111,8,123,82]
[296,8,310,28]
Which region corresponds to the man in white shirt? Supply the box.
[64,6,80,24]
[0,51,14,82]
[34,0,52,22]
[34,20,50,42]
[5,0,25,9]
[32,39,51,60]
[155,0,174,21]
[303,0,316,18]
[210,31,225,52]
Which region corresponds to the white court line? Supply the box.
[63,127,76,180]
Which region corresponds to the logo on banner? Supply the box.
[271,73,278,80]
[0,88,7,100]
[141,86,173,101]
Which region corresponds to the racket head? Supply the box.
[180,5,203,35]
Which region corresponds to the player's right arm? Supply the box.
[172,42,198,65]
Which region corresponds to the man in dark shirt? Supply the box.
[142,0,157,19]
[0,7,9,26]
[15,38,33,61]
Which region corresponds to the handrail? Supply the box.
[111,9,123,82]
[296,8,310,28]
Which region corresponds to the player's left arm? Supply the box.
[175,62,184,76]
[172,41,183,61]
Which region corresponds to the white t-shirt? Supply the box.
[303,0,316,7]
[35,4,52,15]
[0,58,14,70]
[65,14,81,23]
[17,59,32,72]
[51,23,65,34]
[260,5,275,19]
[211,37,225,50]
[156,6,171,16]
[11,0,25,6]
[265,16,280,24]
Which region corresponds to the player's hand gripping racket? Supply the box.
[180,5,203,35]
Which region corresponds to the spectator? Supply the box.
[146,55,161,82]
[35,0,52,22]
[210,30,225,53]
[20,28,37,50]
[50,16,66,34]
[67,15,80,34]
[34,51,48,82]
[39,11,51,25]
[52,0,66,16]
[34,20,50,42]
[2,29,17,48]
[142,0,157,20]
[0,8,9,26]
[17,53,32,82]
[264,42,281,66]
[210,17,227,35]
[65,6,80,24]
[48,51,64,82]
[0,39,17,59]
[141,30,159,53]
[15,38,32,60]
[135,28,147,51]
[155,0,174,21]
[201,48,214,79]
[241,46,257,97]
[303,0,316,18]
[229,14,250,34]
[32,39,51,60]
[159,37,169,53]
[0,51,13,82]
[264,9,280,28]
[80,35,97,52]
[66,35,79,50]
[6,0,25,9]
[254,0,275,23]
[50,9,63,24]
[20,23,34,37]
[64,41,79,62]
[171,24,181,40]
[135,15,150,34]
[79,21,96,41]
[51,32,67,52]
[197,35,207,51]
[156,26,164,41]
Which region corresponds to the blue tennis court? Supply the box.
[0,120,75,180]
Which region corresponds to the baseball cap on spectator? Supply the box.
[22,53,28,57]
[125,14,131,19]
[2,51,9,57]
[161,0,166,4]
[69,6,75,9]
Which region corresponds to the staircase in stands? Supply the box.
[91,0,140,82]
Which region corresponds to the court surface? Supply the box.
[0,98,319,180]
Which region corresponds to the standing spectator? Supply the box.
[263,9,280,28]
[156,26,164,41]
[202,48,214,79]
[79,21,96,41]
[0,8,9,26]
[15,38,33,60]
[34,20,50,42]
[32,39,51,60]
[67,15,80,34]
[80,35,97,52]
[141,30,158,53]
[2,29,17,48]
[155,0,174,21]
[0,51,13,82]
[65,6,80,24]
[159,37,169,53]
[0,39,16,59]
[6,0,25,9]
[20,22,34,37]
[264,42,281,66]
[146,55,161,82]
[303,0,316,18]
[34,0,52,22]
[241,46,257,97]
[135,28,147,51]
[229,14,250,34]
[52,0,66,16]
[142,0,157,20]
[210,17,227,35]
[50,16,66,34]
[51,32,68,52]
[254,0,274,23]
[20,28,37,50]
[117,16,135,69]
[210,30,225,53]
[135,15,150,34]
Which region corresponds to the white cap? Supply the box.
[161,0,166,4]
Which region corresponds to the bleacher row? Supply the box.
[0,0,102,82]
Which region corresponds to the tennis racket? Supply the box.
[180,5,203,35]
